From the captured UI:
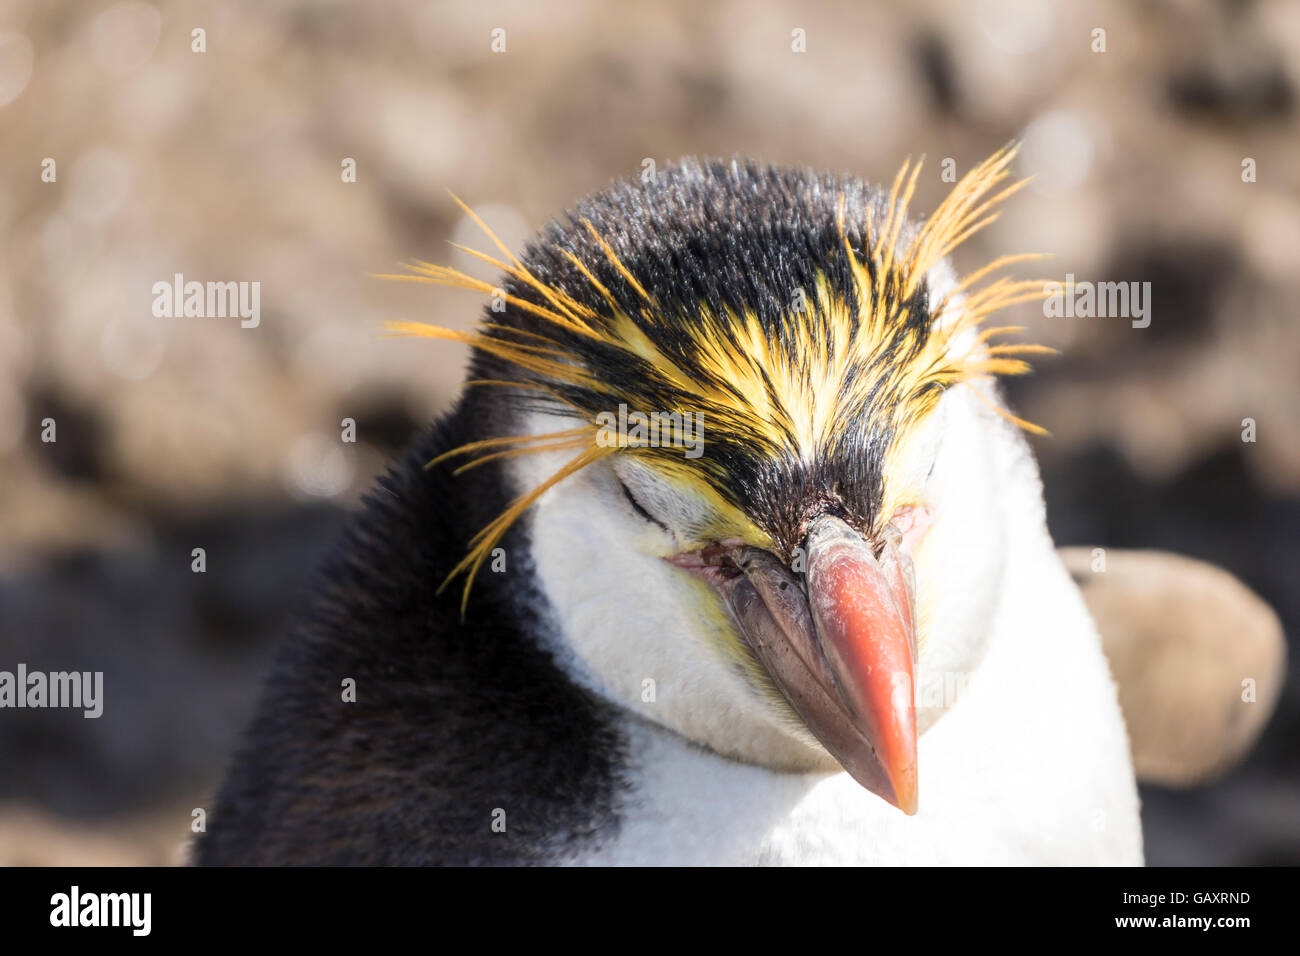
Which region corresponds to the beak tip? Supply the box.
[883,760,919,815]
[889,735,920,816]
[844,752,918,814]
[894,780,919,816]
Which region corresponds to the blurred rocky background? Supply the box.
[0,0,1296,864]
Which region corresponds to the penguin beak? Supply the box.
[714,515,919,814]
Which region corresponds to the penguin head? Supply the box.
[387,148,1050,814]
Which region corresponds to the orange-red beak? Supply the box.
[712,514,919,814]
[803,515,918,812]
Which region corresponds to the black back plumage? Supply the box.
[193,391,625,865]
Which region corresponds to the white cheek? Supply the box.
[506,410,826,769]
[910,386,1008,731]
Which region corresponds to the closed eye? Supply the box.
[617,475,670,532]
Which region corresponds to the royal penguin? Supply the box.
[195,148,1145,865]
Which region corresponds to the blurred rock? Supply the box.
[1063,547,1285,786]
